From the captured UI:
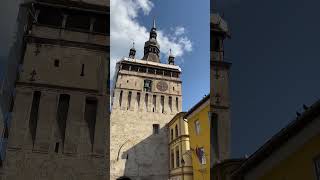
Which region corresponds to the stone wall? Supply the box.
[110,61,182,180]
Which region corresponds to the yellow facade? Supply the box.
[168,112,193,180]
[260,133,320,180]
[185,96,210,180]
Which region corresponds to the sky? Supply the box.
[111,0,210,111]
[0,0,20,57]
[215,0,320,157]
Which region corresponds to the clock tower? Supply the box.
[110,20,182,180]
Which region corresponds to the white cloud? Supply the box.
[110,0,192,78]
[174,26,185,36]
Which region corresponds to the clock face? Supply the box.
[156,81,168,92]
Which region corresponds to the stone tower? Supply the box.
[210,13,232,163]
[1,0,110,179]
[110,20,182,180]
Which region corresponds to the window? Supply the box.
[119,91,123,107]
[169,96,172,112]
[164,71,171,77]
[171,129,174,141]
[29,91,41,145]
[55,142,59,153]
[37,7,63,27]
[195,120,200,135]
[171,150,174,169]
[175,124,179,138]
[214,38,221,52]
[172,72,179,78]
[152,95,156,112]
[147,68,155,74]
[139,67,147,73]
[144,80,152,92]
[176,147,180,167]
[131,66,139,72]
[127,91,132,110]
[153,124,159,134]
[136,92,141,108]
[211,113,219,160]
[80,64,85,76]
[196,147,206,165]
[176,97,179,111]
[85,97,98,148]
[122,64,130,71]
[56,94,70,144]
[315,157,320,180]
[156,69,163,75]
[66,10,91,31]
[93,14,108,34]
[54,59,60,67]
[161,96,164,113]
[145,93,149,110]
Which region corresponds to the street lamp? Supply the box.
[181,158,185,180]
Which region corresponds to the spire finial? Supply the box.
[153,17,156,29]
[132,41,135,48]
[169,48,174,57]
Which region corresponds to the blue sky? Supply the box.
[111,0,210,111]
[216,0,320,157]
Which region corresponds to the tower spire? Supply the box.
[129,40,136,59]
[168,48,175,65]
[142,17,160,63]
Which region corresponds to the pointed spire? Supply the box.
[153,17,156,29]
[142,16,160,63]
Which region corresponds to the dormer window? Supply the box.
[144,80,152,92]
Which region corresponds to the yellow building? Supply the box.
[232,100,320,180]
[168,112,193,180]
[185,95,211,180]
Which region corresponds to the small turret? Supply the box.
[129,42,136,59]
[168,49,175,65]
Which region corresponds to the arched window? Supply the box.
[119,90,123,107]
[127,91,132,110]
[145,93,149,110]
[176,97,179,111]
[175,124,179,138]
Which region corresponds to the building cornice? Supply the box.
[118,71,182,83]
[16,82,104,95]
[167,112,186,126]
[22,0,109,14]
[120,58,181,72]
[184,95,210,119]
[168,135,190,146]
[25,35,109,52]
